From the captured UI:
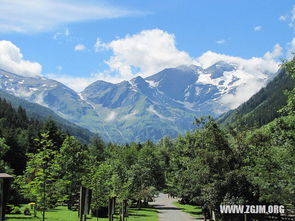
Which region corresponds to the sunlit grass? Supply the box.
[173,201,203,219]
[6,206,158,221]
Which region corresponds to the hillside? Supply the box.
[0,89,94,143]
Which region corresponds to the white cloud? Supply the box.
[102,29,193,81]
[254,26,262,31]
[291,6,295,24]
[53,29,70,40]
[65,28,70,37]
[279,15,287,21]
[74,44,86,51]
[288,5,295,30]
[219,79,266,109]
[216,39,225,44]
[94,38,108,52]
[0,0,142,33]
[286,38,295,59]
[56,65,63,71]
[0,40,42,77]
[195,46,281,109]
[263,44,283,60]
[46,74,99,92]
[89,29,283,109]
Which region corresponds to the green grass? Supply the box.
[6,206,158,221]
[128,207,158,221]
[173,201,203,219]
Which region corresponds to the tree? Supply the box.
[167,117,239,208]
[57,136,89,209]
[19,132,60,221]
[0,137,11,173]
[87,163,113,209]
[88,136,105,162]
[244,116,295,204]
[129,141,164,208]
[280,58,295,115]
[42,118,65,149]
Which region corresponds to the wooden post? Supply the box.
[0,173,13,221]
[112,197,116,215]
[108,198,113,221]
[79,186,91,221]
[79,186,85,221]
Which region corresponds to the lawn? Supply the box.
[6,206,158,221]
[173,201,203,219]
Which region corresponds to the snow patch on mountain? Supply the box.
[147,105,174,121]
[122,111,138,120]
[146,80,158,88]
[105,111,117,121]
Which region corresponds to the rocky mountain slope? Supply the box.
[0,61,275,142]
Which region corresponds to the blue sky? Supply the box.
[0,0,294,91]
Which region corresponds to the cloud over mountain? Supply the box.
[0,40,42,77]
[195,45,281,109]
[104,29,193,80]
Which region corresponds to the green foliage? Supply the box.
[57,136,90,208]
[166,117,239,207]
[243,116,295,204]
[0,98,72,175]
[86,163,114,208]
[280,58,295,115]
[84,141,164,211]
[18,132,61,210]
[88,135,106,162]
[0,137,11,172]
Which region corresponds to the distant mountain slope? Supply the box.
[0,61,277,143]
[0,89,94,143]
[218,67,295,127]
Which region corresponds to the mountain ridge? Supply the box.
[0,61,277,142]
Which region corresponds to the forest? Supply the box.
[0,59,294,220]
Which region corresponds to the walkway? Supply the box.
[151,193,203,221]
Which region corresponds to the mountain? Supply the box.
[218,67,295,127]
[0,89,94,143]
[0,62,274,143]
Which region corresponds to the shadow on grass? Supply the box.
[7,217,34,220]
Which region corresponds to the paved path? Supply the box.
[150,193,203,221]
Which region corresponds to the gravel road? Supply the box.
[150,193,203,221]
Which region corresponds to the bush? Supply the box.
[11,206,21,214]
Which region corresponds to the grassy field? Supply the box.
[6,206,158,221]
[173,201,203,219]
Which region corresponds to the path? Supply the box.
[151,193,203,221]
